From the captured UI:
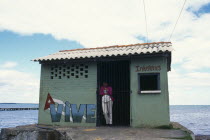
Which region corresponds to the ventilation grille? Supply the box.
[50,64,89,79]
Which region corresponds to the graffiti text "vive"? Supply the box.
[50,101,96,123]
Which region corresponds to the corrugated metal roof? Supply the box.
[33,42,172,61]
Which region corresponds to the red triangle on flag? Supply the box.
[44,93,55,110]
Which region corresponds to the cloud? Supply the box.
[0,69,39,103]
[0,0,209,66]
[168,69,210,105]
[169,70,210,88]
[0,0,208,47]
[1,61,18,68]
[0,0,210,104]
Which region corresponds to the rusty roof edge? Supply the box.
[59,42,172,52]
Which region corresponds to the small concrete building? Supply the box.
[34,42,172,127]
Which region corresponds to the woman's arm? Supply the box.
[108,87,112,95]
[100,87,104,95]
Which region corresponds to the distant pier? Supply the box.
[0,108,39,111]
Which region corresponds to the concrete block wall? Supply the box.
[130,56,170,127]
[37,57,170,127]
[38,61,97,126]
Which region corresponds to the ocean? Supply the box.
[0,104,209,135]
[170,105,210,135]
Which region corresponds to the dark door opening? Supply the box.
[96,60,130,126]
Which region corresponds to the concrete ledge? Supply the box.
[171,122,195,140]
[0,123,193,140]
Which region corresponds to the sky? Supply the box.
[0,0,210,104]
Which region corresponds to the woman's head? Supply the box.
[103,82,108,87]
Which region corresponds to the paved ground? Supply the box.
[0,124,192,140]
[59,126,189,140]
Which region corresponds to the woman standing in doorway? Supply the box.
[100,82,114,126]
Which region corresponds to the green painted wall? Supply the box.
[38,56,170,127]
[130,56,170,127]
[38,62,97,126]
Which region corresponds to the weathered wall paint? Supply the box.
[38,62,97,126]
[50,104,63,122]
[49,101,96,123]
[86,104,96,123]
[130,56,170,127]
[38,57,170,127]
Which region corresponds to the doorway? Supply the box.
[96,60,130,126]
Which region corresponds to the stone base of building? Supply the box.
[0,122,194,140]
